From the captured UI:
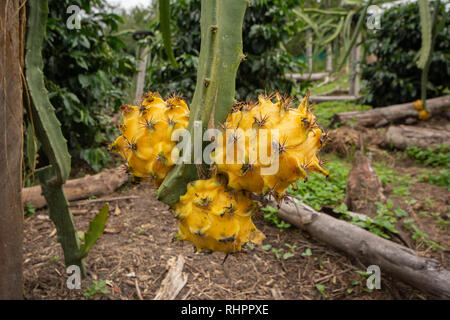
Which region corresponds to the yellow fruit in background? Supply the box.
[173,177,265,253]
[418,109,431,120]
[109,92,190,185]
[413,100,423,111]
[212,91,328,198]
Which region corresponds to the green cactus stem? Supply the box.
[25,0,84,276]
[157,0,248,206]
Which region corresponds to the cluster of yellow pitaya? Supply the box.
[173,177,265,253]
[109,92,190,186]
[413,99,430,120]
[110,91,327,254]
[212,91,328,197]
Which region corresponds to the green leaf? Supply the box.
[283,252,295,260]
[261,244,272,251]
[79,204,109,258]
[394,208,408,217]
[316,284,326,293]
[302,248,312,256]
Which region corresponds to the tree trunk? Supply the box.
[345,152,386,216]
[385,125,450,150]
[331,95,450,127]
[267,197,450,299]
[134,45,150,103]
[306,29,313,73]
[326,44,332,73]
[0,0,25,300]
[349,33,361,97]
[22,166,129,210]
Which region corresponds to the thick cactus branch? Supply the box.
[157,0,248,206]
[26,0,85,276]
[25,0,71,184]
[37,166,86,276]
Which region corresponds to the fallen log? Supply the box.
[286,72,329,82]
[265,196,450,299]
[385,125,450,150]
[22,166,129,209]
[310,95,357,103]
[331,95,450,127]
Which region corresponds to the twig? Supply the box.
[135,278,144,300]
[69,195,139,206]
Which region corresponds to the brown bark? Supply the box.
[268,197,450,299]
[22,166,129,209]
[331,95,450,127]
[345,152,386,216]
[286,72,329,82]
[385,125,450,150]
[310,95,358,103]
[154,255,188,300]
[0,0,26,300]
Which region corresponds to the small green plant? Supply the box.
[261,206,291,230]
[374,163,415,198]
[355,270,374,292]
[315,284,328,298]
[283,243,297,260]
[432,213,450,231]
[84,280,108,299]
[288,157,350,211]
[403,219,445,250]
[418,169,450,190]
[24,202,36,217]
[301,248,312,257]
[335,202,399,239]
[272,248,284,260]
[404,145,450,168]
[261,244,296,260]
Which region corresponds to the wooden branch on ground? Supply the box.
[286,72,329,82]
[265,196,450,299]
[385,125,450,150]
[331,95,450,127]
[22,166,129,209]
[69,195,139,207]
[310,95,357,103]
[154,255,188,300]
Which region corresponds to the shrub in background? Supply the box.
[361,1,449,107]
[42,0,136,172]
[145,0,306,101]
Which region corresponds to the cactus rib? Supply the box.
[157,0,248,206]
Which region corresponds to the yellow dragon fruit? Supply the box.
[173,177,265,253]
[212,91,328,198]
[109,92,190,186]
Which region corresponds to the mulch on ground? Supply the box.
[23,180,431,300]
